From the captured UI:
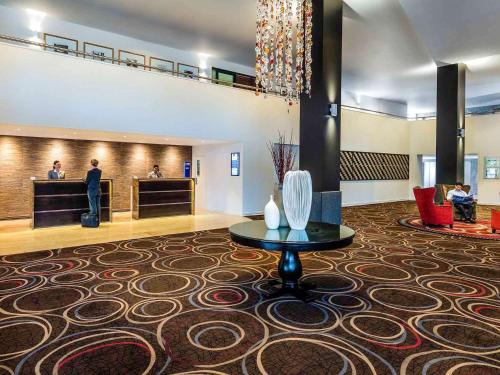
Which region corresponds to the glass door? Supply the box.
[419,155,478,194]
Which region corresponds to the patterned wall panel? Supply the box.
[340,151,409,181]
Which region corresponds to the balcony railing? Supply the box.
[0,34,275,95]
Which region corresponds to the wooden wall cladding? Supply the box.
[340,151,410,181]
[0,136,191,219]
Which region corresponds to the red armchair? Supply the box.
[492,209,500,234]
[413,187,454,228]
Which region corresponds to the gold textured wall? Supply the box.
[0,136,192,219]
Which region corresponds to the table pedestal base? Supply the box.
[264,250,317,302]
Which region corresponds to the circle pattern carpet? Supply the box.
[0,202,498,374]
[399,216,500,240]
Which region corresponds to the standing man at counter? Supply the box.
[148,164,164,179]
[48,160,65,179]
[85,159,102,221]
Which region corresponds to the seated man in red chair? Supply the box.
[446,182,476,223]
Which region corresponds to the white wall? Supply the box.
[193,143,243,215]
[341,109,411,205]
[0,5,254,77]
[0,42,298,215]
[409,115,500,205]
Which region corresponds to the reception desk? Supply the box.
[32,179,113,228]
[132,178,195,219]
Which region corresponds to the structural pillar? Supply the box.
[436,63,466,185]
[300,0,343,224]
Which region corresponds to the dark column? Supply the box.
[300,0,343,224]
[436,63,466,185]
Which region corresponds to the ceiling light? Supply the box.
[26,8,46,32]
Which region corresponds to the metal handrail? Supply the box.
[0,34,271,94]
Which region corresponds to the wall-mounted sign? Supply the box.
[231,152,240,176]
[184,161,191,178]
[484,156,500,179]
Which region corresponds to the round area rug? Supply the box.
[399,217,500,240]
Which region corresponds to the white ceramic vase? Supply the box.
[282,170,312,230]
[264,195,280,230]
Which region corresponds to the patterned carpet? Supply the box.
[399,217,500,240]
[0,202,499,374]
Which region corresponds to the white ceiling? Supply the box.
[0,124,229,146]
[1,0,500,115]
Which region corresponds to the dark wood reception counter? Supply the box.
[132,178,195,219]
[31,179,113,228]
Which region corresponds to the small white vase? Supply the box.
[264,195,280,230]
[283,170,312,230]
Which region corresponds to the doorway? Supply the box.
[193,156,206,211]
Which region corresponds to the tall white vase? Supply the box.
[264,195,280,230]
[282,170,312,230]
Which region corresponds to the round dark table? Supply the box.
[229,220,355,301]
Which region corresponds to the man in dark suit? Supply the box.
[85,159,102,219]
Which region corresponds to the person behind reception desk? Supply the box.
[85,159,102,220]
[148,164,164,179]
[48,160,65,179]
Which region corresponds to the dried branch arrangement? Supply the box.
[267,131,297,184]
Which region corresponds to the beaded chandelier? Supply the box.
[255,0,313,103]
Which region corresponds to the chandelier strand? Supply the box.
[256,0,313,104]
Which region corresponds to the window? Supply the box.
[484,156,500,179]
[419,155,478,195]
[212,68,256,91]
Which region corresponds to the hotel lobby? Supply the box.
[0,0,499,374]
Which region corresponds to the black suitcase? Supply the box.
[81,213,99,228]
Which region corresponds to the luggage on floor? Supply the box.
[81,213,99,228]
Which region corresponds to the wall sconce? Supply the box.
[457,128,465,138]
[329,103,338,117]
